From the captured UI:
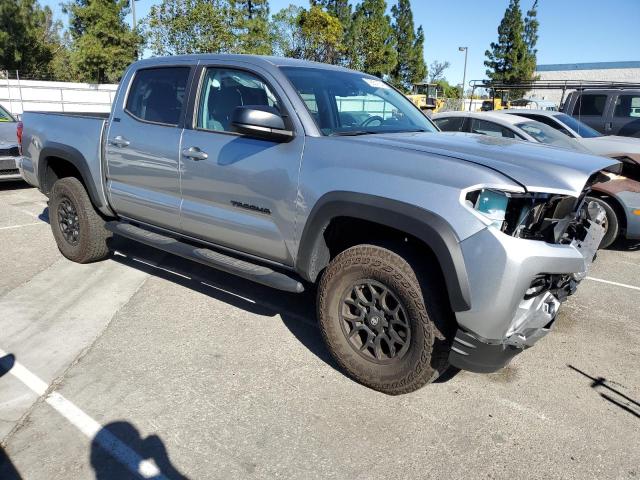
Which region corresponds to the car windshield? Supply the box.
[280,67,437,136]
[554,113,601,138]
[0,105,15,122]
[516,121,589,152]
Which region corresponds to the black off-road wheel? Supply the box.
[49,177,111,263]
[586,196,619,249]
[317,244,453,395]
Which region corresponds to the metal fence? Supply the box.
[0,70,117,116]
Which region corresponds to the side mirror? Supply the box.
[230,106,293,142]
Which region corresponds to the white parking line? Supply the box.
[0,222,45,231]
[0,348,169,480]
[586,276,640,292]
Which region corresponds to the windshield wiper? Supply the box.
[330,130,377,136]
[330,128,430,136]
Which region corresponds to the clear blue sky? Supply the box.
[42,0,640,87]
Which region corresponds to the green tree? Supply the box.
[231,0,272,54]
[347,0,397,77]
[298,5,343,63]
[310,0,351,28]
[65,0,141,83]
[484,0,535,98]
[271,4,305,58]
[523,0,539,77]
[146,0,234,56]
[0,0,64,77]
[391,0,426,91]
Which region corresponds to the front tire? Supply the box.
[317,244,452,395]
[49,177,111,263]
[586,196,619,249]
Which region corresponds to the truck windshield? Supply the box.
[554,113,602,138]
[280,67,436,136]
[516,121,589,152]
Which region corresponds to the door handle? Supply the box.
[109,135,130,148]
[182,146,208,160]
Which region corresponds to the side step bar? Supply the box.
[106,221,305,293]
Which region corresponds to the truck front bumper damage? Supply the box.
[449,204,605,373]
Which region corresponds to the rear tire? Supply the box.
[49,177,111,263]
[317,244,452,395]
[587,196,619,249]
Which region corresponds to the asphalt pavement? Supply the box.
[0,182,638,480]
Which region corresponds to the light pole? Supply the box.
[458,47,468,111]
[130,0,138,31]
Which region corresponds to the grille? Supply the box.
[0,146,19,157]
[0,168,19,176]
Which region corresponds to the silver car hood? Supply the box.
[0,121,18,147]
[578,136,640,163]
[352,131,619,196]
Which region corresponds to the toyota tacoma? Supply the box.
[18,55,618,394]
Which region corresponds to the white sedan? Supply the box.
[433,110,640,248]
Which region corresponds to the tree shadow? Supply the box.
[91,421,188,480]
[0,354,22,479]
[568,364,639,419]
[0,447,22,480]
[0,353,16,378]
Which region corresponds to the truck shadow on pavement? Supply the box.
[0,353,22,480]
[108,236,463,385]
[568,364,640,419]
[108,237,344,378]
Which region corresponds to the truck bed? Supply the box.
[19,111,111,213]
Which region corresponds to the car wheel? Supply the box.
[317,244,452,395]
[49,177,111,263]
[586,196,619,249]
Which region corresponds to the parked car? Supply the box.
[431,111,588,152]
[18,55,617,394]
[561,89,640,138]
[0,104,21,182]
[497,109,640,247]
[510,98,558,111]
[434,110,639,247]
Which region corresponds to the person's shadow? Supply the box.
[0,354,22,480]
[91,421,188,480]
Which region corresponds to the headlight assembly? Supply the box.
[464,188,580,243]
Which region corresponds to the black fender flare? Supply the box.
[295,192,472,312]
[38,143,103,209]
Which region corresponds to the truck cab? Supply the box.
[562,89,640,138]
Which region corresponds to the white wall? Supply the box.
[530,67,640,105]
[0,79,118,116]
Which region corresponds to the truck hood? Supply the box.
[349,131,619,196]
[0,121,18,147]
[578,136,640,164]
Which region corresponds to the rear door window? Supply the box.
[572,94,607,116]
[125,67,190,126]
[613,95,640,118]
[433,116,465,132]
[470,119,516,138]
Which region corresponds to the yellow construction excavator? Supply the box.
[406,82,444,115]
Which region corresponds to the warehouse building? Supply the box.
[530,61,640,105]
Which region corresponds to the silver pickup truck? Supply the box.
[18,55,618,394]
